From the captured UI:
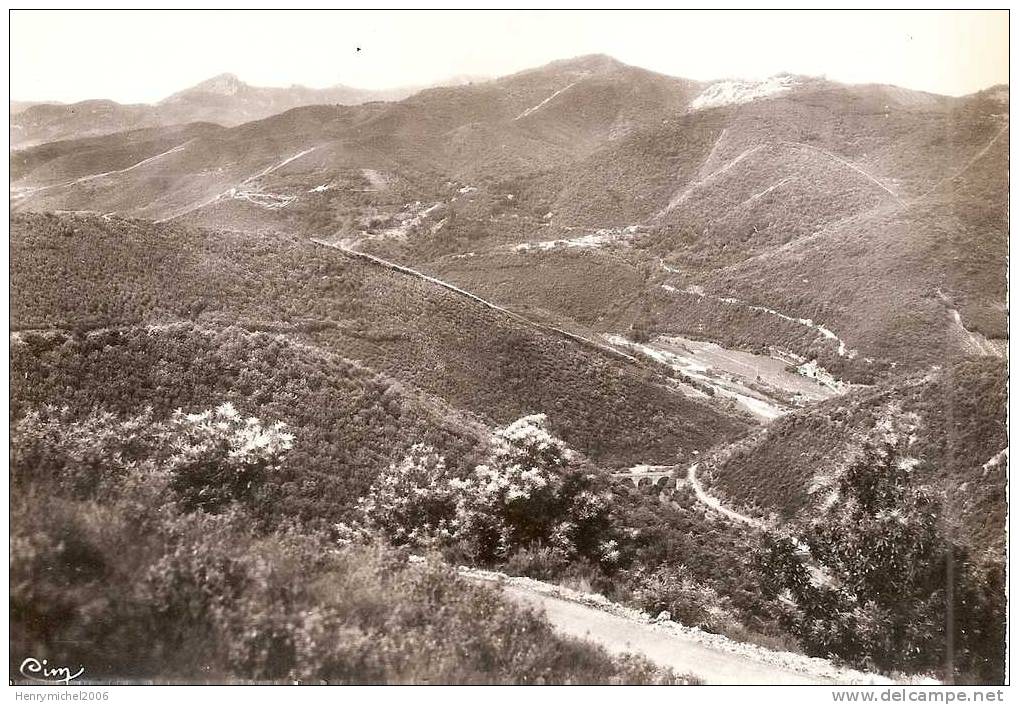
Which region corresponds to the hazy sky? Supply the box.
[10,10,1009,103]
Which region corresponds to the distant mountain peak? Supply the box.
[505,54,628,82]
[546,53,626,73]
[160,73,249,104]
[189,73,247,95]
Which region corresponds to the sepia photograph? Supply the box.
[6,8,1011,693]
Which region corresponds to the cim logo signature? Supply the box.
[18,658,85,685]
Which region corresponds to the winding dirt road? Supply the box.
[461,569,890,685]
[686,462,765,529]
[506,585,822,684]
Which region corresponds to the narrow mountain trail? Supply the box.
[459,567,891,685]
[157,146,319,223]
[664,281,852,358]
[610,460,764,529]
[779,140,903,203]
[658,138,901,220]
[688,125,1007,274]
[241,147,318,184]
[516,81,578,120]
[740,175,796,207]
[686,461,765,529]
[657,144,767,216]
[13,140,195,198]
[715,204,884,270]
[917,124,1008,200]
[310,238,641,365]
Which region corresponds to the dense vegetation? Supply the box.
[605,481,796,651]
[758,418,1004,682]
[12,66,1006,375]
[10,400,681,684]
[353,415,615,566]
[654,140,890,269]
[5,317,795,676]
[8,64,1007,684]
[11,325,483,527]
[350,406,1005,682]
[693,115,1007,369]
[11,213,747,467]
[427,247,648,330]
[348,414,813,654]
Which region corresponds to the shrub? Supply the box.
[504,544,571,581]
[10,324,484,529]
[353,444,459,545]
[454,414,612,562]
[165,402,293,514]
[11,402,293,517]
[356,414,614,566]
[629,565,733,632]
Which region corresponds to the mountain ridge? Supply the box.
[12,54,1008,149]
[9,55,1008,378]
[10,71,458,148]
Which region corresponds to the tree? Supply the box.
[453,414,612,562]
[355,414,613,565]
[761,408,1004,681]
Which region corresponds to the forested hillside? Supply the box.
[11,212,748,467]
[705,358,1007,557]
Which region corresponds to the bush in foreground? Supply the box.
[354,414,615,566]
[10,402,682,684]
